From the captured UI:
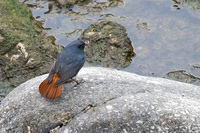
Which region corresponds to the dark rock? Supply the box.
[56,0,87,6]
[79,21,136,68]
[165,70,200,85]
[0,0,63,95]
[1,67,200,132]
[179,0,200,12]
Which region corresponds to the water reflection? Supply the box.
[21,0,200,85]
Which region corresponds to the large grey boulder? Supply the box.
[0,67,200,132]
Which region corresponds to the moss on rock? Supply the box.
[0,0,63,96]
[79,21,136,68]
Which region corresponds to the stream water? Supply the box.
[21,0,200,85]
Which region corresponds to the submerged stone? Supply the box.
[164,70,200,85]
[56,0,87,6]
[79,21,136,68]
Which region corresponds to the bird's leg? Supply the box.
[64,79,74,83]
[70,78,83,84]
[64,78,83,84]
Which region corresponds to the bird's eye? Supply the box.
[78,45,82,48]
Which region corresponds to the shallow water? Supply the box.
[21,0,200,85]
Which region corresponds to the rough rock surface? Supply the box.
[79,21,136,68]
[0,67,200,132]
[0,0,62,96]
[56,0,86,6]
[165,70,200,85]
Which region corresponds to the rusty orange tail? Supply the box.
[39,73,62,98]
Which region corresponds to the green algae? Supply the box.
[0,0,63,96]
[79,21,136,68]
[165,70,200,85]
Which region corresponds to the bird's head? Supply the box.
[67,40,86,52]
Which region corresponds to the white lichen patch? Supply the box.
[3,106,10,114]
[86,31,95,36]
[0,35,4,40]
[16,42,28,58]
[27,126,31,133]
[26,58,35,64]
[4,53,9,58]
[10,42,29,61]
[50,125,61,133]
[110,37,117,43]
[106,105,113,112]
[10,54,21,61]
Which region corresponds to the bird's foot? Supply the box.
[65,78,84,85]
[71,78,84,85]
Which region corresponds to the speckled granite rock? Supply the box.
[0,67,200,132]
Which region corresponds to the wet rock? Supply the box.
[174,0,200,11]
[191,64,200,70]
[164,70,200,85]
[1,67,200,132]
[79,21,136,68]
[56,0,86,6]
[55,0,123,8]
[0,0,62,96]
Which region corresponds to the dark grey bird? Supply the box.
[39,40,86,98]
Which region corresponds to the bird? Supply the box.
[39,40,86,98]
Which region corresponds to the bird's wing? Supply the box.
[54,56,85,87]
[46,59,61,83]
[46,52,71,83]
